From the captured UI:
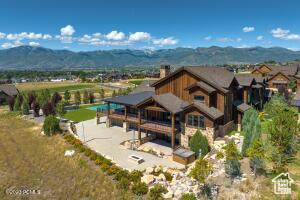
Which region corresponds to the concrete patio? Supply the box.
[75,117,184,170]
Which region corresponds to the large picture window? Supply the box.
[187,114,205,128]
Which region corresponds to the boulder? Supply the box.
[146,167,154,174]
[155,165,162,173]
[162,191,173,199]
[174,189,183,196]
[64,150,75,157]
[141,175,155,185]
[158,173,166,181]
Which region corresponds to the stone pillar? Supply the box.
[123,122,129,132]
[106,118,111,128]
[237,124,241,132]
[205,127,215,146]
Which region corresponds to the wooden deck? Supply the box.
[109,112,139,123]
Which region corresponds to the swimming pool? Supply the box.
[88,103,123,111]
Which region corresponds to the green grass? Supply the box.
[35,84,96,94]
[63,103,103,122]
[129,79,144,86]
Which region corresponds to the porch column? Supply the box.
[171,113,175,149]
[124,106,127,121]
[237,112,241,132]
[138,109,141,142]
[123,106,129,132]
[106,102,111,128]
[243,88,248,104]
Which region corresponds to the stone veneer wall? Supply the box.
[181,125,216,148]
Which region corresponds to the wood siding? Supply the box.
[188,87,210,106]
[183,107,215,128]
[268,73,289,88]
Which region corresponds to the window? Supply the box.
[194,95,205,101]
[187,114,205,128]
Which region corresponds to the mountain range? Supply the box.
[1,46,300,69]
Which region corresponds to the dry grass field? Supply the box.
[0,111,133,200]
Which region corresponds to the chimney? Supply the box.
[160,65,171,78]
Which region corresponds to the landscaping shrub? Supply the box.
[180,193,197,200]
[89,152,98,161]
[115,170,130,181]
[224,140,241,179]
[163,172,172,182]
[43,115,61,136]
[100,163,110,172]
[129,170,143,182]
[216,151,224,160]
[188,130,210,156]
[22,99,30,115]
[84,148,92,157]
[132,181,148,196]
[51,92,62,107]
[107,165,121,175]
[13,95,22,111]
[118,177,130,190]
[95,158,102,165]
[201,184,212,199]
[83,90,89,104]
[148,184,167,200]
[189,157,212,183]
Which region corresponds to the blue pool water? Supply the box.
[88,103,123,111]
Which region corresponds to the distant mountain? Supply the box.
[1,46,300,69]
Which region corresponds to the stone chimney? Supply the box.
[160,65,171,78]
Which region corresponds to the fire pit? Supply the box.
[128,155,144,164]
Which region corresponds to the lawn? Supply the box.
[0,112,132,199]
[64,104,103,122]
[128,79,144,86]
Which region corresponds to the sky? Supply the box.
[0,0,300,51]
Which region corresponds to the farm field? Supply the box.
[16,81,97,93]
[0,112,132,200]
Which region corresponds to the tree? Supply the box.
[288,80,296,91]
[224,140,241,179]
[247,138,265,178]
[51,92,62,107]
[267,107,298,172]
[56,101,66,118]
[43,115,60,136]
[148,184,167,200]
[112,90,117,97]
[42,102,55,116]
[189,157,213,183]
[188,130,210,157]
[13,95,22,111]
[64,90,71,105]
[22,99,30,115]
[6,96,15,111]
[83,90,89,104]
[27,91,36,109]
[74,91,81,107]
[117,88,122,96]
[88,91,95,104]
[264,94,288,118]
[38,89,51,108]
[32,101,40,117]
[131,181,148,196]
[241,108,261,156]
[99,88,105,100]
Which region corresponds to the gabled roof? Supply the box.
[268,71,291,81]
[235,74,256,87]
[184,81,216,93]
[130,80,156,94]
[0,84,19,96]
[233,100,252,112]
[152,93,189,114]
[183,101,224,120]
[151,66,234,93]
[104,91,154,106]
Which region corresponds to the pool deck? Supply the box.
[75,117,184,171]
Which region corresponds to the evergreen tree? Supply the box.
[51,92,62,107]
[83,90,89,104]
[74,91,81,107]
[22,99,30,115]
[88,91,95,104]
[225,140,241,179]
[6,96,15,111]
[242,108,261,156]
[112,90,117,97]
[13,95,22,111]
[32,101,40,117]
[56,101,66,118]
[188,130,210,156]
[64,90,71,105]
[247,138,265,178]
[99,88,105,100]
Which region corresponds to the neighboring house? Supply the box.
[252,64,300,91]
[0,84,19,105]
[103,65,267,150]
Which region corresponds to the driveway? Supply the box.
[75,117,184,170]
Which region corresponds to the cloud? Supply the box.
[129,32,151,41]
[106,31,125,40]
[256,35,263,40]
[237,44,251,48]
[152,37,178,45]
[243,26,255,32]
[43,34,52,40]
[78,34,100,43]
[60,25,75,36]
[204,36,212,41]
[93,33,102,38]
[0,32,6,39]
[29,41,40,46]
[217,37,241,42]
[1,40,24,49]
[55,35,74,43]
[270,28,300,40]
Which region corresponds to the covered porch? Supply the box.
[104,92,187,149]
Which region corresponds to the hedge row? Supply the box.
[63,133,149,196]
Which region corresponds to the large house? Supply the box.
[103,65,265,150]
[0,84,19,105]
[252,64,300,91]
